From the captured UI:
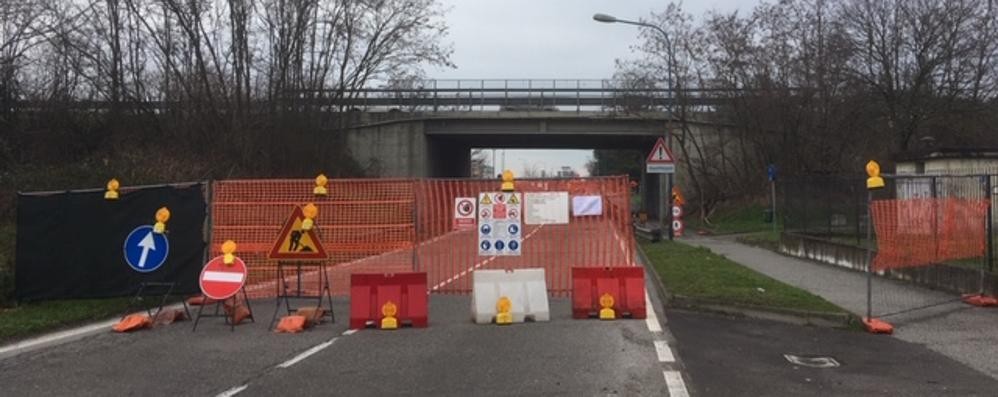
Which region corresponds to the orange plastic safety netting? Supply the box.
[211,176,635,298]
[414,176,635,296]
[211,179,415,299]
[871,198,989,271]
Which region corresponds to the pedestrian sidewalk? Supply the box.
[682,235,998,380]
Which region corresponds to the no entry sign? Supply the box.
[199,255,248,300]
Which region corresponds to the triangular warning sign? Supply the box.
[480,194,493,205]
[647,137,676,164]
[268,206,328,260]
[508,194,520,205]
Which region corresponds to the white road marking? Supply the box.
[430,225,545,291]
[341,329,357,336]
[277,338,337,369]
[645,292,662,333]
[215,384,248,397]
[654,340,675,363]
[0,302,187,359]
[664,370,690,397]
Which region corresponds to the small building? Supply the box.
[896,146,998,175]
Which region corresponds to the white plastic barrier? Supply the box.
[471,268,550,324]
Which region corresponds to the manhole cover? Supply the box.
[784,354,840,368]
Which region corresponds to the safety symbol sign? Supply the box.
[478,192,522,256]
[269,206,328,260]
[453,197,477,231]
[123,225,169,273]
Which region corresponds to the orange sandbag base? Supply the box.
[962,294,998,307]
[113,314,152,333]
[275,315,309,333]
[862,317,894,334]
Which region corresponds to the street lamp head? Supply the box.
[592,13,618,23]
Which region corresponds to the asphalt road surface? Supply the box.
[667,309,998,396]
[0,294,678,397]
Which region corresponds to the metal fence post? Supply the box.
[988,176,994,273]
[865,188,874,321]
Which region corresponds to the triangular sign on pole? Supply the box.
[268,206,329,260]
[646,137,675,164]
[646,137,677,174]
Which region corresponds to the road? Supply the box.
[0,292,681,396]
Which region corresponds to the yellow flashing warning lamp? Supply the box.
[221,240,237,265]
[301,203,318,231]
[866,160,885,190]
[501,170,515,192]
[314,174,328,196]
[153,207,170,234]
[599,293,616,320]
[381,300,399,330]
[495,296,513,325]
[104,178,120,200]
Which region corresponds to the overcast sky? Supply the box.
[428,0,758,176]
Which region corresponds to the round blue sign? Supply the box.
[123,225,169,273]
[480,224,492,235]
[508,224,520,235]
[480,240,492,251]
[509,240,519,251]
[495,240,505,251]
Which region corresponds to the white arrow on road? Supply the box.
[137,232,156,268]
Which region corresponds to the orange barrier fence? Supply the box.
[871,198,989,271]
[210,176,635,298]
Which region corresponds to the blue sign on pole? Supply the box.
[767,164,778,182]
[123,225,169,273]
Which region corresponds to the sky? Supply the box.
[429,0,759,177]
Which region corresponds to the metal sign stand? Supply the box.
[192,287,254,332]
[121,281,191,321]
[268,261,335,329]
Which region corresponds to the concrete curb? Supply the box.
[636,242,857,330]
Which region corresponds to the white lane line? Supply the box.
[215,384,248,397]
[0,302,187,359]
[645,292,662,333]
[430,224,544,291]
[663,370,690,397]
[341,329,357,336]
[277,338,337,369]
[654,340,675,363]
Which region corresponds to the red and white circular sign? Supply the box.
[199,255,248,300]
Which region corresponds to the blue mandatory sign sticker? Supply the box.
[495,240,506,251]
[480,224,492,235]
[508,240,519,251]
[480,240,492,251]
[123,225,169,273]
[508,224,520,235]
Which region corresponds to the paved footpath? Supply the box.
[684,235,998,380]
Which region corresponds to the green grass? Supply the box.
[641,240,846,314]
[0,298,134,343]
[736,230,782,251]
[686,203,781,235]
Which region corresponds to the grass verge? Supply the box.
[686,203,781,235]
[641,239,847,315]
[0,298,133,343]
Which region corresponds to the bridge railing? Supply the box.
[291,79,733,112]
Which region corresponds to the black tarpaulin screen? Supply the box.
[15,183,206,301]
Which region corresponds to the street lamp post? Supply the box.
[594,13,675,241]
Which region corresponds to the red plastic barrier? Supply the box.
[350,272,428,329]
[571,267,646,319]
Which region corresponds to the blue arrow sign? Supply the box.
[123,225,169,273]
